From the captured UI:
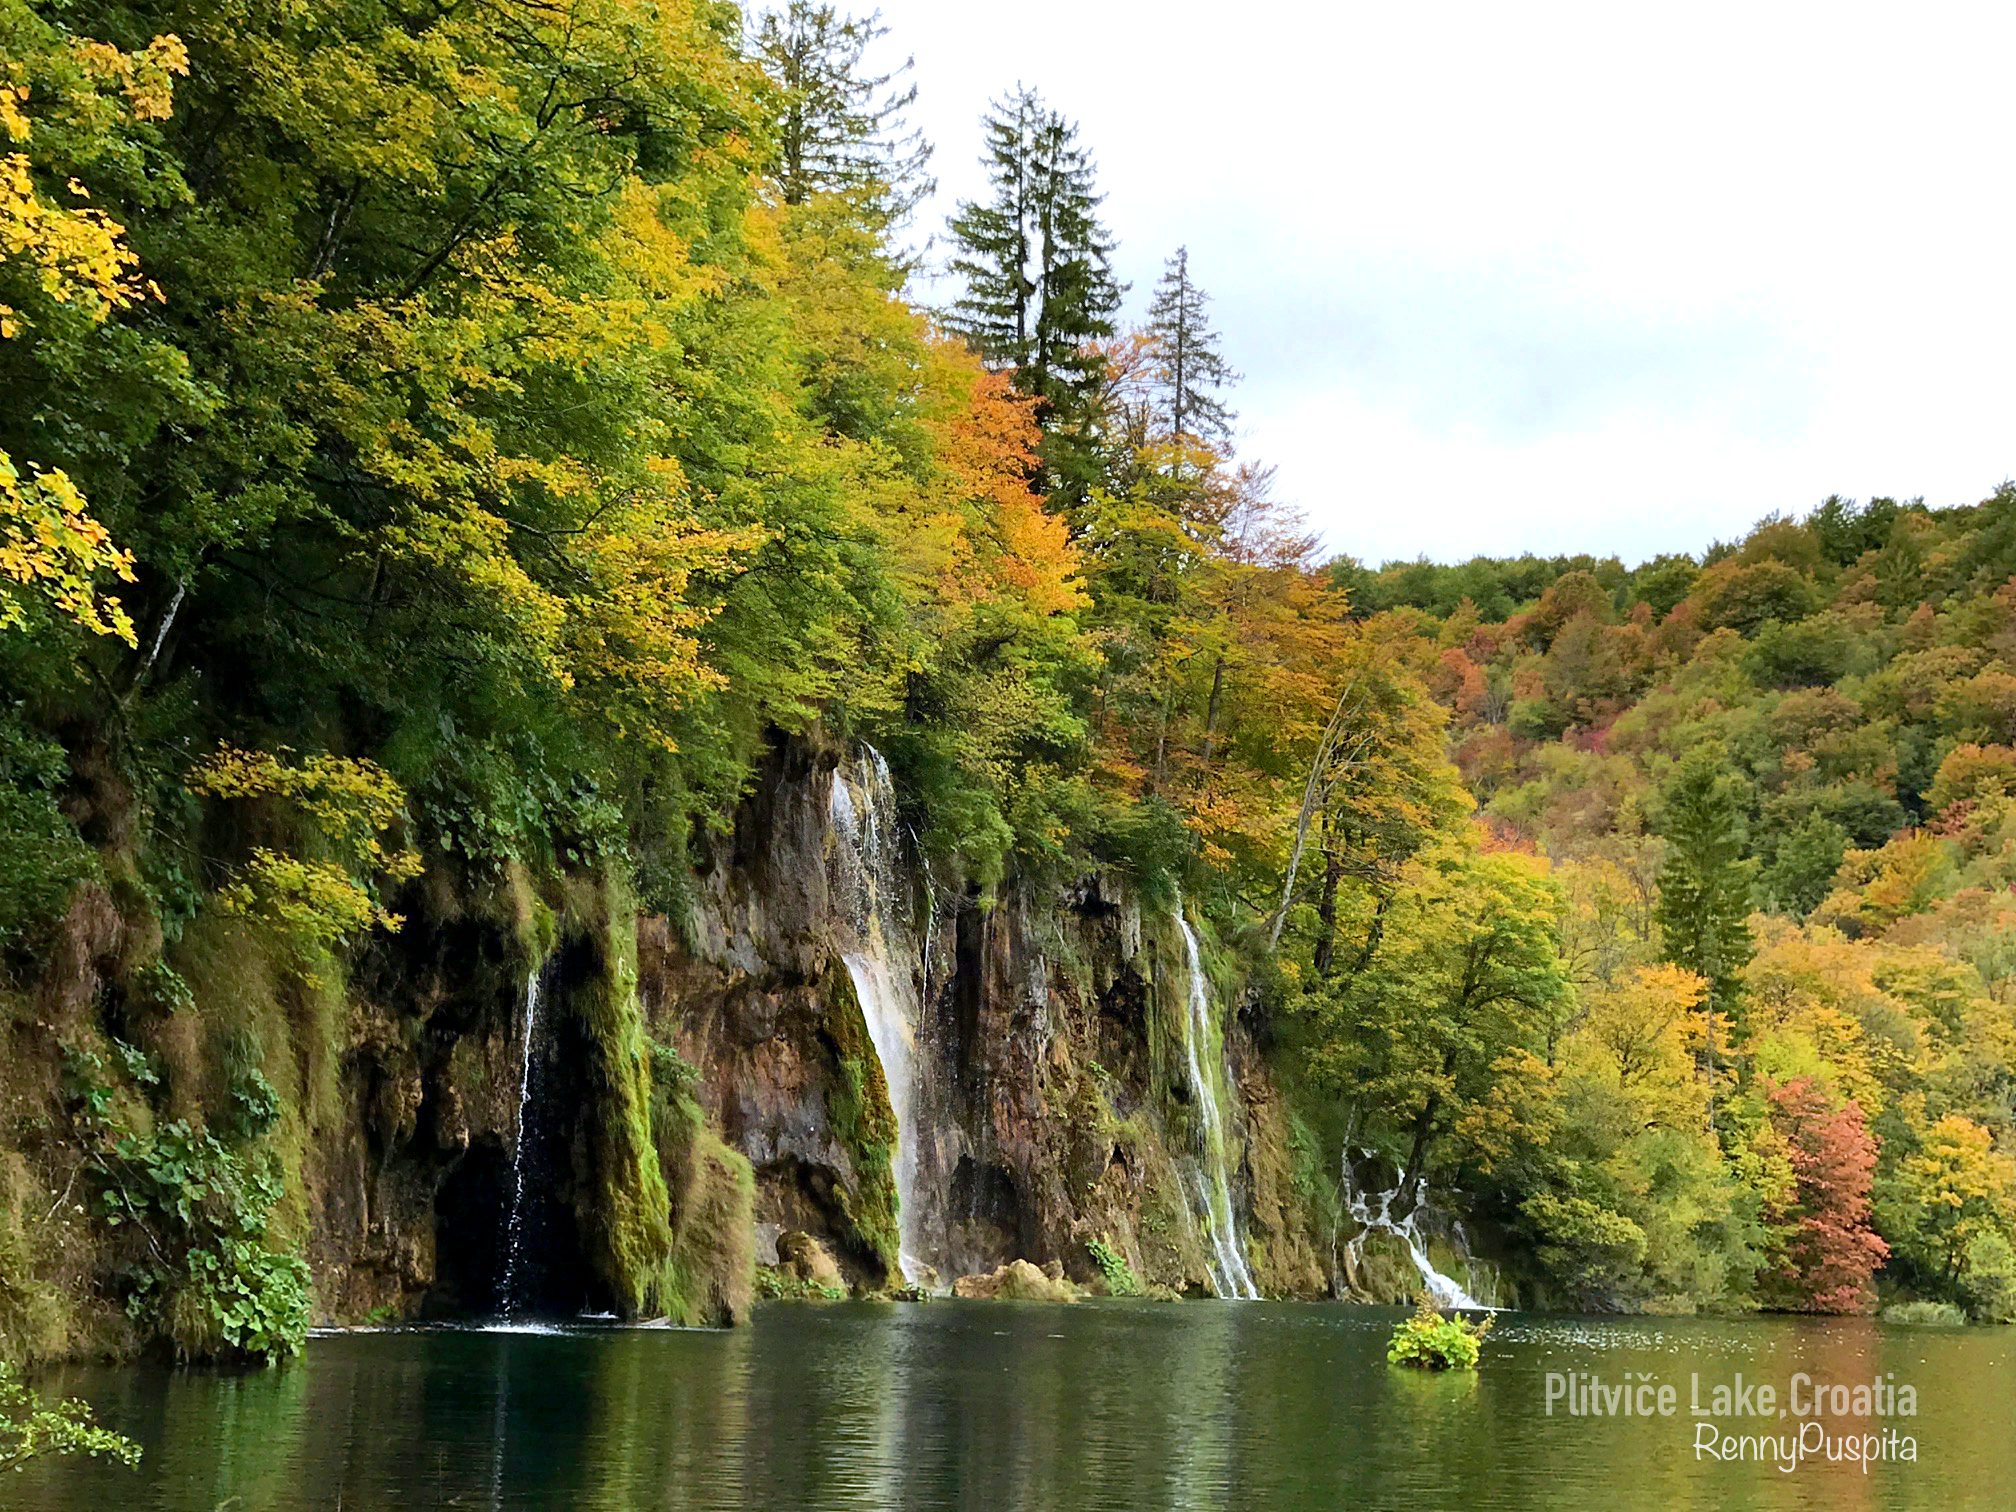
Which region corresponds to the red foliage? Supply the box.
[1765,1077,1889,1313]
[1569,718,1616,755]
[1429,647,1488,720]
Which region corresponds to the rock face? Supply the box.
[1,731,1328,1363]
[643,735,1331,1301]
[309,871,753,1329]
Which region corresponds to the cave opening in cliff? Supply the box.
[948,1153,1030,1271]
[427,969,604,1320]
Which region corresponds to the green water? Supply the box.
[13,1304,2013,1509]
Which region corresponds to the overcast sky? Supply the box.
[835,1,2016,567]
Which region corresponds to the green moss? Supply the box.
[0,1154,69,1363]
[503,862,559,970]
[1086,1235,1143,1297]
[820,969,902,1281]
[648,1043,755,1325]
[556,872,758,1325]
[562,874,678,1320]
[754,1266,845,1302]
[1284,1112,1342,1244]
[166,913,322,1265]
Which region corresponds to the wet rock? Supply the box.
[776,1229,846,1293]
[952,1259,1079,1303]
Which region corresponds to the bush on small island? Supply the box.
[1387,1293,1492,1370]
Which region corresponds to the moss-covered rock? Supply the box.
[768,1230,847,1299]
[650,1046,756,1326]
[561,876,678,1320]
[819,968,903,1283]
[952,1259,1079,1302]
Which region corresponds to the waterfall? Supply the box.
[497,966,545,1317]
[1338,1147,1489,1310]
[1172,901,1259,1300]
[829,746,930,1284]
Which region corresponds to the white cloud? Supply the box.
[843,0,2016,563]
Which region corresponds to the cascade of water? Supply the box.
[1172,900,1259,1300]
[829,746,930,1284]
[1338,1147,1489,1310]
[498,966,546,1317]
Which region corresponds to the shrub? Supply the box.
[1959,1230,2016,1323]
[0,1362,140,1475]
[1087,1235,1142,1297]
[1880,1299,1967,1327]
[0,712,95,959]
[1386,1293,1493,1370]
[64,1045,309,1362]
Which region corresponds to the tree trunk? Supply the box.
[1312,812,1343,977]
[1150,680,1175,794]
[1400,1094,1440,1214]
[1267,672,1365,950]
[1198,655,1225,772]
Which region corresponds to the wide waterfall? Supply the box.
[1172,901,1259,1300]
[1339,1148,1489,1310]
[828,746,932,1285]
[497,965,546,1317]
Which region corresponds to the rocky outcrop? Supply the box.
[1,732,1326,1364]
[952,1259,1078,1302]
[642,735,1330,1301]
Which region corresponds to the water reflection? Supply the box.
[16,1305,2014,1510]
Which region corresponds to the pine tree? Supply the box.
[1145,246,1238,453]
[1654,749,1756,1124]
[751,3,934,223]
[945,88,1040,367]
[945,87,1123,501]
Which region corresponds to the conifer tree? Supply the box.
[946,87,1123,500]
[945,89,1040,367]
[1654,749,1756,1122]
[751,3,934,223]
[1145,246,1238,453]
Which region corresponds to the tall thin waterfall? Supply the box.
[497,966,545,1317]
[829,746,929,1284]
[1172,901,1259,1300]
[1339,1148,1488,1310]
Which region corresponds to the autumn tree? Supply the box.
[1297,840,1570,1202]
[0,13,186,646]
[1528,962,1765,1308]
[1881,1114,2014,1291]
[1282,640,1470,973]
[1762,1077,1888,1314]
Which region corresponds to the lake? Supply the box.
[13,1304,2012,1509]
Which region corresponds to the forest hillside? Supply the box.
[1,0,2012,1364]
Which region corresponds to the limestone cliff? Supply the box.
[0,733,1335,1365]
